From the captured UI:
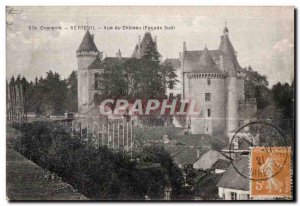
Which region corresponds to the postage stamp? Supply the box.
[250,147,292,198]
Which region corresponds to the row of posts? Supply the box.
[72,120,134,157]
[7,83,26,123]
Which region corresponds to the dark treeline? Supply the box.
[244,65,294,143]
[8,71,77,116]
[7,64,294,140]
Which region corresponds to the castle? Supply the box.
[76,25,257,138]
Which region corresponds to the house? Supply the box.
[193,149,228,170]
[216,156,250,200]
[211,159,231,174]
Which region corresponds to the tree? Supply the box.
[40,71,68,115]
[244,65,271,109]
[66,71,78,112]
[97,40,177,100]
[139,145,184,198]
[271,81,294,135]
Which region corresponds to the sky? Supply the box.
[6,6,294,87]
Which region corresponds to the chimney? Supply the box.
[116,49,122,60]
[154,36,157,43]
[197,149,200,158]
[183,42,186,52]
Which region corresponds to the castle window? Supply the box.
[205,93,211,102]
[207,78,211,85]
[207,108,211,117]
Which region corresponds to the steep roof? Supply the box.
[87,58,104,70]
[199,47,216,67]
[183,50,223,73]
[183,27,243,73]
[163,58,181,69]
[219,32,243,72]
[172,147,203,165]
[194,173,223,199]
[77,30,99,52]
[131,44,139,58]
[211,159,231,170]
[131,32,162,58]
[103,57,130,67]
[216,156,249,191]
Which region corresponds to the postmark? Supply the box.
[250,147,292,198]
[229,121,288,180]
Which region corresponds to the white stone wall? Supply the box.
[77,51,98,113]
[226,76,238,134]
[218,187,250,200]
[237,78,245,101]
[186,75,226,135]
[193,150,227,170]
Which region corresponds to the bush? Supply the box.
[11,121,184,200]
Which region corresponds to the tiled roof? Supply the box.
[211,159,231,170]
[183,50,223,73]
[131,32,162,58]
[87,59,105,70]
[172,147,209,165]
[163,58,181,69]
[199,47,217,68]
[183,28,243,73]
[131,44,139,58]
[77,30,99,52]
[103,57,130,67]
[219,34,242,72]
[194,173,223,199]
[216,156,249,191]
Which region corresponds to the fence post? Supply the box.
[118,121,120,149]
[123,121,125,148]
[112,123,115,149]
[107,123,110,148]
[102,124,104,146]
[126,122,129,152]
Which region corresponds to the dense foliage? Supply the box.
[8,71,77,115]
[11,121,184,200]
[95,39,177,102]
[244,65,271,109]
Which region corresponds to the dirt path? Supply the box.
[6,148,88,200]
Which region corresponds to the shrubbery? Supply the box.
[11,121,184,200]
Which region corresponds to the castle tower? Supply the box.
[219,25,239,138]
[76,30,100,113]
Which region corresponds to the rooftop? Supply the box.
[216,156,249,191]
[77,30,99,52]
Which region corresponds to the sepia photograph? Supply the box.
[5,6,295,201]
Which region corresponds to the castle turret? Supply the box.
[219,25,239,138]
[76,30,100,113]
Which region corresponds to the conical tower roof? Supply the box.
[219,27,242,72]
[77,30,99,52]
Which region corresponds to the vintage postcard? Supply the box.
[6,6,295,201]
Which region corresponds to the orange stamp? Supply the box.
[250,147,292,199]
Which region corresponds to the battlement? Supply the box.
[76,50,99,58]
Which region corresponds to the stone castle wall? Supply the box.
[185,74,226,135]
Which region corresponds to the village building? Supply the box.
[216,156,250,200]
